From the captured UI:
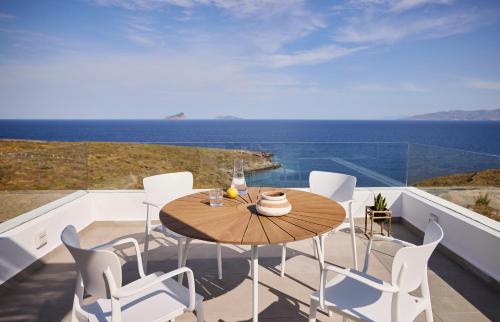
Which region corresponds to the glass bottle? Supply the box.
[231,159,248,195]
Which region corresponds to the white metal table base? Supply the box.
[178,234,327,321]
[251,245,259,322]
[250,234,326,322]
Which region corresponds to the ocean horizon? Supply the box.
[1,119,498,187]
[0,119,498,153]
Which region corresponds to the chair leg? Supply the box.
[281,243,287,277]
[143,231,150,274]
[312,240,318,259]
[195,300,205,322]
[348,202,359,270]
[424,307,434,322]
[177,238,184,269]
[70,307,79,322]
[422,273,434,322]
[350,228,358,270]
[179,238,192,285]
[217,243,223,280]
[308,298,319,322]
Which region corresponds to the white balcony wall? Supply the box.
[90,190,147,221]
[88,189,403,222]
[354,188,403,218]
[402,188,500,283]
[0,192,93,285]
[1,187,498,287]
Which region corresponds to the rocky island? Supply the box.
[165,112,187,120]
[215,115,243,120]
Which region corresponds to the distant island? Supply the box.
[404,108,500,121]
[164,113,244,120]
[165,112,187,120]
[215,115,243,120]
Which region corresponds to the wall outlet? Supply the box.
[34,229,48,249]
[429,213,439,223]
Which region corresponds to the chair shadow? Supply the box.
[369,223,500,322]
[110,231,251,301]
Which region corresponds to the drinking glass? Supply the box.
[209,189,223,207]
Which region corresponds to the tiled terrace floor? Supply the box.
[0,220,498,322]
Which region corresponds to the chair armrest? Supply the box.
[362,234,415,273]
[112,267,197,311]
[93,238,146,278]
[143,200,161,208]
[324,265,399,293]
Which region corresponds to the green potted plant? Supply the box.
[365,193,392,237]
[372,193,388,221]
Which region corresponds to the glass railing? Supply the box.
[182,142,408,188]
[407,143,500,221]
[0,140,498,228]
[0,142,87,225]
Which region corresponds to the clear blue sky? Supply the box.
[0,0,499,119]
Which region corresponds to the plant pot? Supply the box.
[369,207,391,222]
[365,206,393,237]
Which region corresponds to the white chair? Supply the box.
[61,225,204,322]
[280,171,358,277]
[143,172,223,279]
[309,221,444,322]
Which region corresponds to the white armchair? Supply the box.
[309,221,443,322]
[143,172,223,279]
[61,225,204,322]
[281,171,358,277]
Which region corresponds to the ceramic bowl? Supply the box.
[256,191,292,216]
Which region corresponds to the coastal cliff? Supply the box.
[404,108,500,121]
[0,140,281,222]
[0,140,281,190]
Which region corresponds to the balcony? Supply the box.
[0,141,499,321]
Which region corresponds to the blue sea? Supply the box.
[1,120,499,187]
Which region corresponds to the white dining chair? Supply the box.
[280,171,358,277]
[143,171,223,279]
[309,221,444,322]
[61,225,204,322]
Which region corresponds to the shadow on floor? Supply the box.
[218,286,311,322]
[371,222,500,321]
[0,232,250,322]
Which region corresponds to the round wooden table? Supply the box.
[160,187,345,322]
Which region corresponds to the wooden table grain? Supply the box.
[160,187,346,322]
[160,187,345,245]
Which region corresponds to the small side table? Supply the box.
[365,206,392,237]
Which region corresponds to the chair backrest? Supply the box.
[143,172,194,207]
[61,225,122,299]
[391,221,443,292]
[309,171,356,203]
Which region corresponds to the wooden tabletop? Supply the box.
[160,187,346,245]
